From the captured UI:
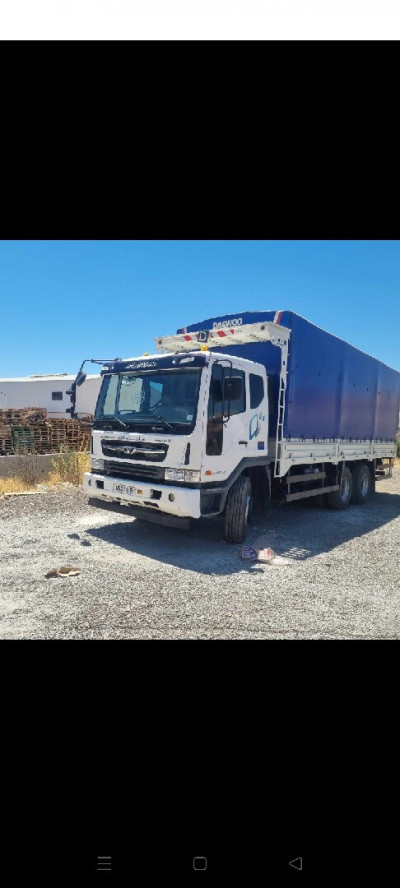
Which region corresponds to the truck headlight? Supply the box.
[183,470,201,482]
[165,469,185,482]
[164,469,200,483]
[90,457,104,470]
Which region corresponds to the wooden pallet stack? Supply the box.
[0,408,92,455]
[49,418,71,450]
[0,407,47,424]
[0,421,13,454]
[31,421,52,454]
[76,418,92,451]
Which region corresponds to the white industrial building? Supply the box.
[0,374,102,418]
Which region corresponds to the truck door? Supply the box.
[206,362,268,463]
[247,371,268,453]
[221,366,248,459]
[206,362,247,458]
[206,363,224,455]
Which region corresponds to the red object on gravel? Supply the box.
[239,546,276,563]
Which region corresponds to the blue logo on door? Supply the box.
[249,413,260,439]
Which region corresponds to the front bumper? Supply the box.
[84,472,201,519]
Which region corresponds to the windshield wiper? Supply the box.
[140,414,176,432]
[94,417,129,429]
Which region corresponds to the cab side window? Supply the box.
[250,374,264,409]
[223,368,246,416]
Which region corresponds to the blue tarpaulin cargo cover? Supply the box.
[177,311,400,442]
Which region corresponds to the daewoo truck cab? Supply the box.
[70,311,400,543]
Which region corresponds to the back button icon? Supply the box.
[289,857,303,871]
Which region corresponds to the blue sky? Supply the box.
[0,240,399,377]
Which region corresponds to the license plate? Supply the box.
[113,483,137,496]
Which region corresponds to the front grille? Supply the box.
[103,460,165,483]
[101,439,168,462]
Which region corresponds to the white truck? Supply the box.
[70,310,400,543]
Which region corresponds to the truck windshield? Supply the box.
[94,369,202,433]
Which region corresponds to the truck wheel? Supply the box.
[224,475,253,543]
[351,463,373,504]
[327,466,353,510]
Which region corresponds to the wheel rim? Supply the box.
[340,476,350,501]
[360,471,369,496]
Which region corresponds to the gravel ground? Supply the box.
[1,468,400,639]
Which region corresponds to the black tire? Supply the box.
[351,463,373,504]
[224,475,252,543]
[327,466,353,510]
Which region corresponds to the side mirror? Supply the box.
[224,376,243,401]
[76,371,87,387]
